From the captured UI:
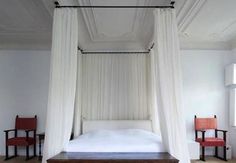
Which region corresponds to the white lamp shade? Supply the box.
[225,64,236,86]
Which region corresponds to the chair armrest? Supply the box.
[25,129,36,140]
[216,129,227,133]
[4,129,17,140]
[196,130,206,141]
[216,129,227,141]
[196,130,206,133]
[25,129,36,132]
[4,129,16,133]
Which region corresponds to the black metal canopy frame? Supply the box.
[78,43,155,55]
[54,1,168,54]
[54,1,175,9]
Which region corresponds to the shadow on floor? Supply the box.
[191,157,236,163]
[0,156,40,163]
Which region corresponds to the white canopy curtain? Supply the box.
[152,9,190,163]
[73,51,82,137]
[43,5,188,163]
[42,8,78,163]
[80,54,150,121]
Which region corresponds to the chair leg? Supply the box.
[34,144,36,157]
[224,146,227,161]
[14,146,17,157]
[215,146,218,157]
[26,146,29,160]
[215,146,227,161]
[5,146,16,160]
[201,146,205,161]
[5,145,9,160]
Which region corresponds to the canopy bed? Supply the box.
[43,1,190,163]
[48,120,178,163]
[66,120,165,153]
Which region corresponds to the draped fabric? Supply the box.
[43,7,188,163]
[148,50,160,134]
[152,9,190,163]
[43,8,78,162]
[73,52,83,137]
[80,54,150,121]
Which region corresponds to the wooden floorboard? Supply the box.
[47,152,179,163]
[0,156,39,163]
[191,157,236,163]
[0,156,235,163]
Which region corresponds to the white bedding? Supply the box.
[65,129,166,152]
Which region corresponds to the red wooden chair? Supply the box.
[194,115,227,161]
[4,115,37,160]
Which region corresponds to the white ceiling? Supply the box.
[177,0,236,50]
[76,0,170,51]
[0,0,53,49]
[0,0,236,50]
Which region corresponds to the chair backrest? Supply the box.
[15,115,37,130]
[194,115,217,130]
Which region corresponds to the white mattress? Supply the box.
[65,129,166,152]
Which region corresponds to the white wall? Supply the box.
[0,50,50,155]
[181,50,232,156]
[0,49,235,158]
[228,48,236,158]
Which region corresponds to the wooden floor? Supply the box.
[0,157,40,163]
[191,157,236,163]
[47,152,178,163]
[0,156,235,163]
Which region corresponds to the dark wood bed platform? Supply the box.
[47,152,179,163]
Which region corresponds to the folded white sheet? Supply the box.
[65,129,166,152]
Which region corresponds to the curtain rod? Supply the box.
[80,51,150,54]
[78,43,154,54]
[55,1,175,9]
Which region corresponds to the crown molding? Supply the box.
[177,0,206,33]
[219,20,236,41]
[137,0,153,48]
[79,0,97,41]
[0,40,51,50]
[230,38,236,50]
[58,0,78,6]
[180,40,231,50]
[79,0,149,43]
[0,32,51,50]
